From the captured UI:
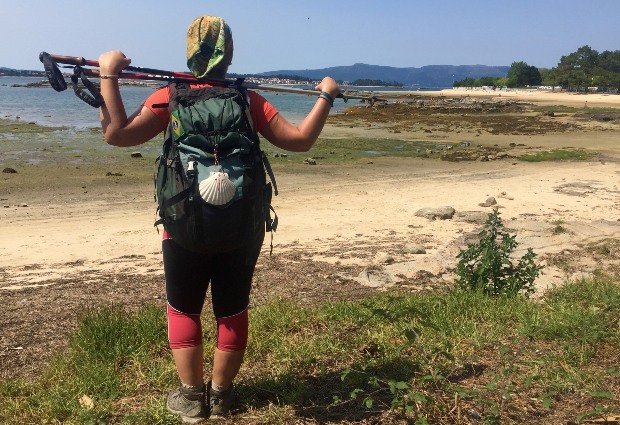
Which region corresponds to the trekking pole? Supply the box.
[41,52,192,79]
[40,51,387,107]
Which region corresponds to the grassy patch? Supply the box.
[534,106,619,115]
[547,252,580,274]
[1,277,619,424]
[0,304,171,424]
[586,238,620,259]
[518,148,595,162]
[262,137,456,165]
[0,127,162,195]
[551,220,570,235]
[0,118,65,133]
[534,105,582,115]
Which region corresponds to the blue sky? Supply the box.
[1,0,618,74]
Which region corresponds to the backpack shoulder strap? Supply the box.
[238,87,256,136]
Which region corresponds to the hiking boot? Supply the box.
[166,383,208,424]
[208,381,235,419]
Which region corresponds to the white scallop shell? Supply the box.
[199,171,236,206]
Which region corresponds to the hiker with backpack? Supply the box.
[97,15,340,423]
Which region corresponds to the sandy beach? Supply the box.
[1,89,619,380]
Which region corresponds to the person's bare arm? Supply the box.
[98,50,166,147]
[260,77,340,152]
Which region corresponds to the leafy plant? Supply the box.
[456,209,543,296]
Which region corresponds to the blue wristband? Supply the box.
[319,91,334,107]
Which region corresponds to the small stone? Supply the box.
[415,206,455,220]
[130,152,143,158]
[375,252,395,264]
[404,244,426,254]
[79,395,94,410]
[454,211,489,224]
[478,197,497,207]
[358,266,393,288]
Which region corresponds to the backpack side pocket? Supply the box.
[155,141,190,226]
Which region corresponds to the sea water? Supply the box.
[0,76,358,130]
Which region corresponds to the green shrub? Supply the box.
[456,209,543,296]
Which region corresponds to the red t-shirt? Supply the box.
[143,84,279,134]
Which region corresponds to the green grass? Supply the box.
[534,106,619,114]
[0,118,65,133]
[518,148,595,162]
[0,120,449,171]
[262,137,455,165]
[0,121,450,193]
[1,277,619,424]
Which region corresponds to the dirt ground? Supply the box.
[1,90,620,423]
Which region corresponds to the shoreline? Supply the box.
[368,87,620,108]
[2,94,619,294]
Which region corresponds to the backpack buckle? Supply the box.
[186,159,197,178]
[186,159,198,202]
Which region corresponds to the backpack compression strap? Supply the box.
[238,87,278,196]
[262,153,279,197]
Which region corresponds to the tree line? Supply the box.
[453,45,620,93]
[0,67,46,77]
[349,79,403,87]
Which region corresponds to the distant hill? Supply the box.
[1,63,510,87]
[0,67,46,77]
[259,63,510,87]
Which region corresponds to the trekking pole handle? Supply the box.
[43,53,92,67]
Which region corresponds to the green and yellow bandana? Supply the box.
[186,16,233,79]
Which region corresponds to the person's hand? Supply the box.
[315,77,340,99]
[98,50,131,75]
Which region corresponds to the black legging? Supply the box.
[162,231,264,318]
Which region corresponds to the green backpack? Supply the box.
[154,83,277,254]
